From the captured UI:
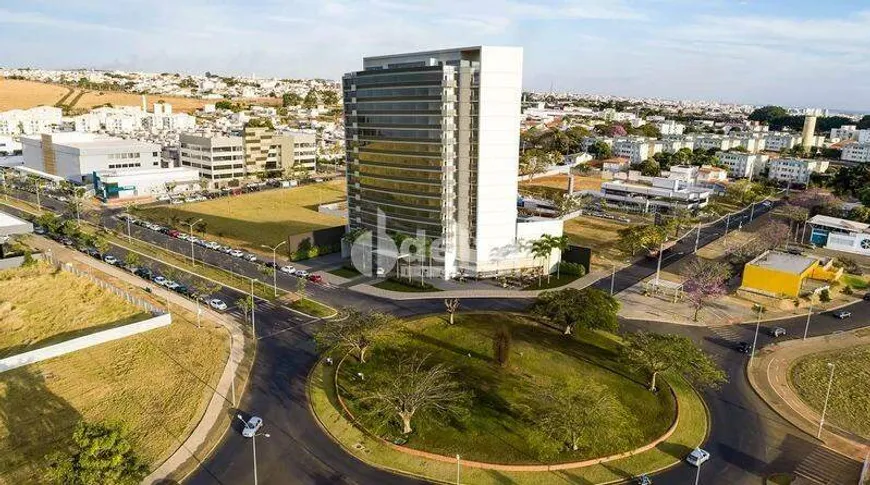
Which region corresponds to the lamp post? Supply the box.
[723,213,731,246]
[803,304,813,340]
[750,201,756,221]
[456,454,461,485]
[695,459,704,485]
[186,218,203,266]
[817,362,836,439]
[262,241,287,297]
[236,414,269,485]
[610,262,616,296]
[250,277,257,341]
[694,222,702,253]
[654,241,664,286]
[750,305,762,362]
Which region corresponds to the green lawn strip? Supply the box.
[766,473,795,485]
[841,274,869,290]
[328,267,361,279]
[289,298,337,318]
[372,278,442,293]
[523,273,581,291]
[309,352,706,485]
[789,345,870,439]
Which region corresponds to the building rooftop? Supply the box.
[748,250,817,275]
[808,214,870,233]
[0,211,33,237]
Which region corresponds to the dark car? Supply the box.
[174,285,190,296]
[863,293,870,301]
[736,341,752,354]
[84,248,101,258]
[134,267,153,279]
[264,261,278,269]
[833,310,852,319]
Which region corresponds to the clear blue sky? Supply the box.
[2,0,869,111]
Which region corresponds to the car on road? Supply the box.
[245,254,258,262]
[103,255,119,265]
[167,230,180,238]
[220,246,233,254]
[307,274,323,283]
[209,298,228,311]
[84,248,101,258]
[863,293,870,301]
[686,448,710,467]
[33,225,45,235]
[736,341,751,354]
[280,265,296,274]
[295,269,309,278]
[153,276,168,286]
[833,310,852,319]
[241,416,263,438]
[635,476,652,485]
[165,281,181,291]
[135,267,153,279]
[177,234,190,241]
[770,327,786,338]
[230,249,244,258]
[264,261,278,269]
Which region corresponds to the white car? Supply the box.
[241,416,263,438]
[153,276,168,286]
[165,281,181,290]
[245,254,258,262]
[280,265,296,274]
[177,234,190,241]
[230,250,245,258]
[686,448,710,467]
[209,299,228,311]
[103,255,119,265]
[295,269,309,278]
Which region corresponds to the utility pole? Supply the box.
[694,222,702,253]
[456,454,461,485]
[817,362,836,438]
[262,241,287,297]
[750,201,756,221]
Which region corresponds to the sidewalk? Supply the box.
[25,237,248,483]
[747,328,870,461]
[346,270,606,300]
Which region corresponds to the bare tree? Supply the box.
[683,258,729,322]
[757,220,790,250]
[361,354,470,435]
[314,308,396,363]
[493,325,511,368]
[443,298,460,325]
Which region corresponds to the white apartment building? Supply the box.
[93,167,201,201]
[656,120,685,136]
[0,107,63,136]
[667,165,698,183]
[733,135,766,153]
[694,134,738,152]
[767,158,828,185]
[0,136,21,155]
[660,135,695,154]
[764,133,799,152]
[612,137,663,163]
[830,125,870,143]
[842,143,870,163]
[343,46,563,279]
[716,151,769,179]
[21,132,161,183]
[179,133,245,187]
[599,178,711,213]
[146,103,197,133]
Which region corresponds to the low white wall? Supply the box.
[0,313,171,373]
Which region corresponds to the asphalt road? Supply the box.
[4,188,863,485]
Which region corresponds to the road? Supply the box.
[2,188,863,484]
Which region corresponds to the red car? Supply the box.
[167,230,180,237]
[307,274,323,283]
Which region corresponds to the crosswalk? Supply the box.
[795,445,862,484]
[705,325,752,364]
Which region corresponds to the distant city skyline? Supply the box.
[2,0,870,111]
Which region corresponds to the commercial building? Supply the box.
[93,167,201,201]
[717,151,769,179]
[767,158,828,185]
[808,215,870,256]
[0,106,63,136]
[740,250,841,298]
[342,46,563,278]
[243,127,317,177]
[21,133,161,183]
[598,178,711,213]
[179,133,245,188]
[841,143,870,163]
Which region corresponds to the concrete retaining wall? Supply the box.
[0,313,171,373]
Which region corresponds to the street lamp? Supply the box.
[261,241,287,297]
[610,262,616,296]
[654,241,664,285]
[817,362,836,439]
[803,304,813,340]
[250,277,257,341]
[186,218,203,266]
[750,305,763,362]
[694,221,702,253]
[695,460,704,485]
[723,213,731,246]
[236,414,270,485]
[456,454,461,485]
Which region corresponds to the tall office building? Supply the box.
[343,46,562,279]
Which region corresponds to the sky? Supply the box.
[2,0,870,111]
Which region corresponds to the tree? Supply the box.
[92,236,110,255]
[554,193,583,217]
[621,332,727,391]
[530,236,553,285]
[361,354,470,435]
[547,234,570,279]
[215,100,234,111]
[314,308,396,363]
[45,421,148,485]
[493,325,511,368]
[774,204,809,241]
[532,288,619,335]
[123,252,140,268]
[587,140,612,160]
[748,106,788,124]
[683,259,730,322]
[296,276,307,298]
[819,288,831,303]
[616,224,666,256]
[303,89,319,109]
[858,115,870,130]
[532,384,635,455]
[444,298,460,325]
[236,296,254,323]
[757,220,790,250]
[321,90,340,105]
[245,117,274,130]
[282,92,302,107]
[636,158,660,177]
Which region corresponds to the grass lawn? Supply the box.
[841,274,869,290]
[523,273,581,290]
[563,215,636,266]
[309,316,707,484]
[766,473,795,485]
[790,345,870,439]
[289,298,337,318]
[0,264,149,358]
[519,174,603,196]
[372,278,441,293]
[338,313,675,464]
[0,298,229,483]
[328,267,361,279]
[138,181,347,253]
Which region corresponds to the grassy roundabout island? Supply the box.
[310,307,712,483]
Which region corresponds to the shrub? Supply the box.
[388,276,436,290]
[839,257,861,275]
[559,261,587,277]
[842,285,854,295]
[819,288,831,303]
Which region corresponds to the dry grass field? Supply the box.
[0,79,70,111]
[520,174,603,194]
[0,264,149,358]
[74,90,211,113]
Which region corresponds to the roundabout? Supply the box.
[309,312,709,484]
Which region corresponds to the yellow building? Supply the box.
[741,251,822,298]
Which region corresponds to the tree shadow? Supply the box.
[0,367,82,481]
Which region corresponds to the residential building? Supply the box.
[612,137,662,163]
[0,106,63,136]
[0,136,21,155]
[343,46,563,279]
[808,215,870,256]
[93,167,201,201]
[740,250,841,298]
[656,120,685,136]
[697,165,728,183]
[716,151,769,179]
[179,133,245,187]
[767,158,828,185]
[282,130,317,173]
[660,135,695,154]
[667,165,698,183]
[601,158,630,173]
[830,125,870,143]
[842,143,870,163]
[764,133,799,152]
[694,134,738,152]
[21,132,161,183]
[598,177,711,213]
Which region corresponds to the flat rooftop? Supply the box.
[0,211,33,237]
[808,214,870,233]
[748,251,816,275]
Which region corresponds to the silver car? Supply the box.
[241,416,263,438]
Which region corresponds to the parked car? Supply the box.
[280,265,295,274]
[165,281,181,291]
[241,416,263,438]
[245,254,258,262]
[167,230,180,238]
[833,310,852,319]
[863,293,870,301]
[230,250,244,258]
[153,276,168,286]
[84,248,101,258]
[686,448,710,467]
[736,341,751,354]
[209,298,228,311]
[135,268,153,279]
[635,476,652,485]
[307,274,323,283]
[770,327,786,338]
[295,269,309,278]
[264,261,278,269]
[33,225,46,235]
[220,246,233,254]
[103,255,119,265]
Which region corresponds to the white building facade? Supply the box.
[842,143,870,163]
[716,151,769,179]
[93,167,201,201]
[767,158,828,185]
[0,107,63,136]
[179,133,245,187]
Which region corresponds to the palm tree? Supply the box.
[530,237,553,287]
[236,296,254,323]
[548,235,570,280]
